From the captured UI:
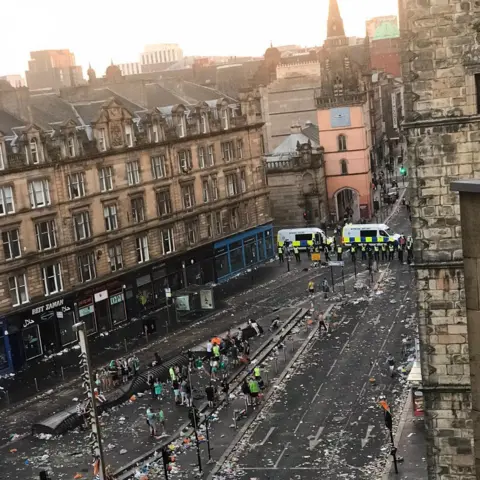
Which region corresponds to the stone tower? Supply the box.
[399,0,479,478]
[327,0,345,39]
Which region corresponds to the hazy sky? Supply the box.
[0,0,398,78]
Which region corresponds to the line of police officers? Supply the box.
[278,235,414,265]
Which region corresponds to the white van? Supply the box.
[341,223,399,246]
[277,228,326,250]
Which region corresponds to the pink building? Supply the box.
[317,101,373,221]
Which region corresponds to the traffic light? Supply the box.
[399,166,407,176]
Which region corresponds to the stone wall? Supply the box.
[400,0,480,477]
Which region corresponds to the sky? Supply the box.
[0,0,399,78]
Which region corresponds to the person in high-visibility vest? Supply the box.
[361,244,367,261]
[373,245,380,263]
[212,343,220,359]
[336,245,343,261]
[248,377,260,406]
[169,366,176,382]
[308,280,315,295]
[293,246,300,262]
[278,245,284,263]
[381,243,388,262]
[388,242,395,261]
[350,244,357,262]
[253,366,261,380]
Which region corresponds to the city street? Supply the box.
[0,204,412,479]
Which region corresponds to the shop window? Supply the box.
[23,324,42,360]
[110,292,126,325]
[244,237,257,265]
[2,228,21,260]
[257,232,266,260]
[229,246,245,273]
[78,303,96,335]
[215,254,230,279]
[59,310,77,346]
[265,230,274,257]
[9,273,29,306]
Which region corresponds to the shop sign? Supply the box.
[79,305,94,317]
[200,289,214,310]
[110,293,124,305]
[31,298,66,316]
[94,290,108,303]
[175,295,190,311]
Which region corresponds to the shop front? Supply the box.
[5,295,76,370]
[214,224,275,283]
[0,318,13,374]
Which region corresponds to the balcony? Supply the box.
[266,154,322,172]
[314,90,367,109]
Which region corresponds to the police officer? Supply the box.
[373,244,380,263]
[278,245,284,263]
[398,240,405,264]
[336,244,343,261]
[323,242,330,262]
[293,245,300,262]
[360,243,366,261]
[381,243,388,262]
[388,241,395,261]
[350,243,357,262]
[407,236,414,264]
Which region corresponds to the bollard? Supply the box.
[284,345,287,362]
[144,325,148,344]
[61,366,65,381]
[291,341,295,353]
[5,390,9,405]
[34,378,39,392]
[275,357,278,373]
[233,409,238,430]
[124,338,128,353]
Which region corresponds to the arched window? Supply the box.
[340,159,348,175]
[338,134,347,152]
[30,138,39,164]
[333,75,343,97]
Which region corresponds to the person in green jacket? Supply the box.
[154,379,162,399]
[156,408,166,436]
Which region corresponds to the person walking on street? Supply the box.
[172,379,181,405]
[156,408,166,436]
[318,311,329,334]
[407,236,414,264]
[154,378,163,400]
[308,280,315,296]
[387,354,396,378]
[322,278,330,299]
[212,342,220,360]
[184,381,192,407]
[146,406,155,437]
[221,376,230,404]
[180,379,188,405]
[248,377,260,407]
[241,378,251,406]
[205,383,215,408]
[206,340,213,361]
[169,366,176,383]
[248,319,261,336]
[293,245,300,262]
[278,245,284,263]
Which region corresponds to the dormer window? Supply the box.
[201,113,208,134]
[177,114,187,138]
[98,128,106,152]
[67,135,76,157]
[221,109,229,130]
[30,138,39,164]
[0,142,5,170]
[125,124,134,147]
[152,124,159,143]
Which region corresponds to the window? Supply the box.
[67,172,86,199]
[202,180,210,203]
[182,183,196,209]
[215,212,222,235]
[338,134,347,152]
[103,204,118,231]
[0,143,5,170]
[207,145,215,166]
[201,113,208,134]
[156,190,172,216]
[178,150,192,172]
[185,220,198,245]
[2,229,21,260]
[206,214,213,238]
[125,124,134,147]
[99,166,114,192]
[73,211,91,240]
[152,124,159,143]
[211,176,219,200]
[0,186,14,215]
[160,228,175,255]
[28,180,51,208]
[177,113,187,138]
[136,236,150,263]
[126,160,140,185]
[221,108,229,130]
[230,207,239,230]
[240,170,247,192]
[108,244,123,272]
[77,252,96,282]
[30,138,39,164]
[35,220,57,251]
[221,141,235,162]
[334,76,343,97]
[226,173,239,197]
[67,136,76,157]
[98,128,107,151]
[131,197,145,223]
[198,147,206,169]
[237,139,244,159]
[340,159,348,175]
[151,155,166,179]
[9,273,28,306]
[41,263,63,295]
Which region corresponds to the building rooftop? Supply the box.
[271,123,320,157]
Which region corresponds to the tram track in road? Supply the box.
[113,306,309,480]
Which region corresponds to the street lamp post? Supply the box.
[73,321,106,480]
[187,367,203,474]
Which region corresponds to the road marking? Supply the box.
[339,339,349,355]
[351,321,360,335]
[394,304,404,319]
[371,314,381,327]
[274,442,290,468]
[327,359,337,377]
[257,427,275,446]
[308,426,324,450]
[361,425,375,448]
[311,382,324,404]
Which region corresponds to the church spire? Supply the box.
[327,0,345,38]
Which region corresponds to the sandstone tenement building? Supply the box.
[399,0,480,477]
